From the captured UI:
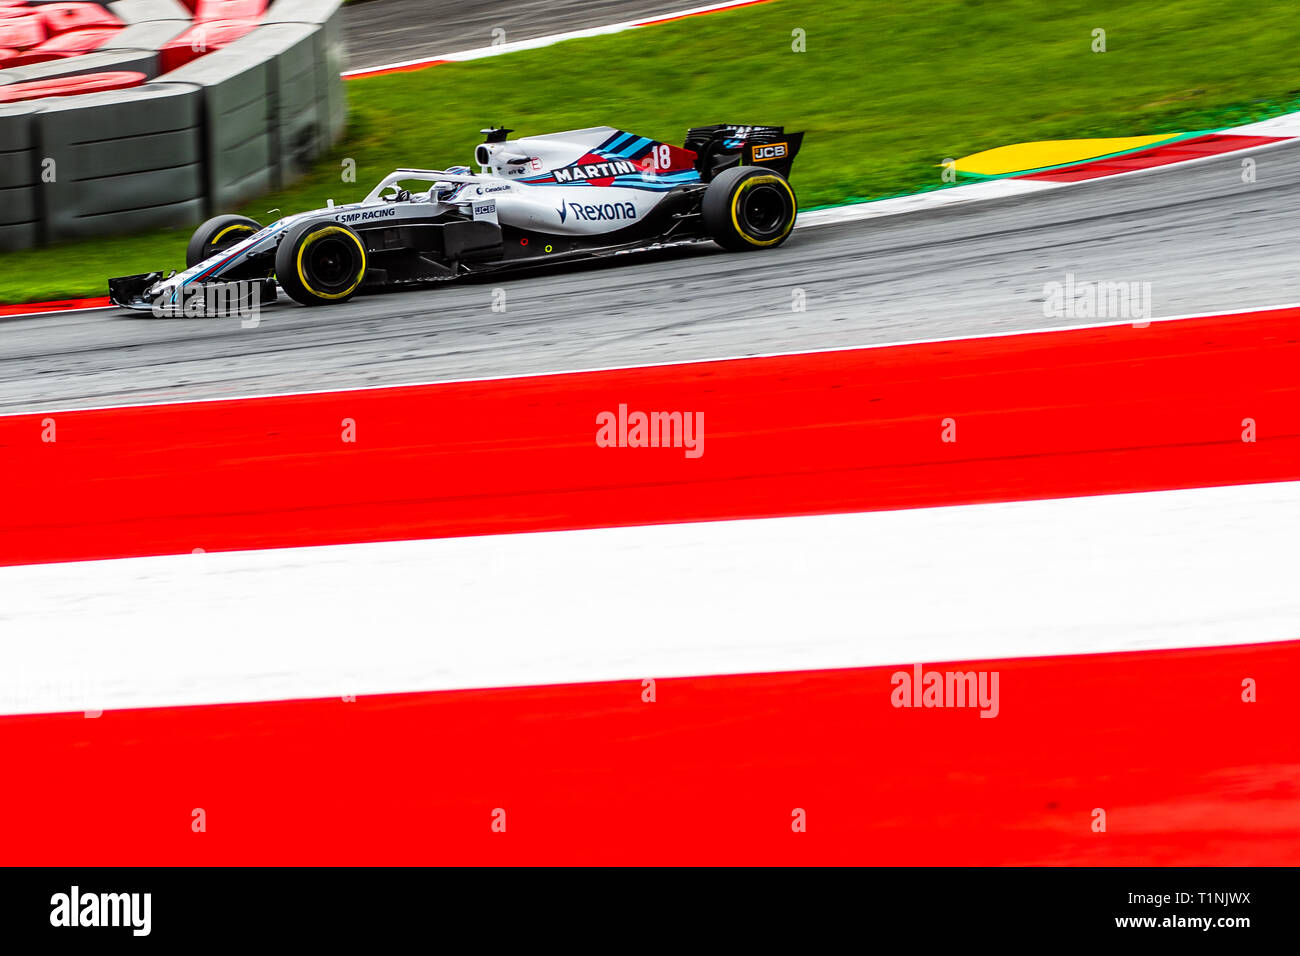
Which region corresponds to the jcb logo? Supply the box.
[752,142,788,161]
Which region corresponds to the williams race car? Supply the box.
[108,123,803,311]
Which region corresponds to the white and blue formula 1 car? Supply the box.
[109,123,804,309]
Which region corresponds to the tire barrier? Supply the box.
[0,68,146,103]
[101,21,192,55]
[0,101,40,251]
[0,47,158,83]
[164,22,322,208]
[106,0,191,26]
[38,80,204,242]
[0,0,345,249]
[158,16,259,73]
[263,0,344,145]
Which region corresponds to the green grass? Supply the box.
[3,0,1298,303]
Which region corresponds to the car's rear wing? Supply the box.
[685,124,804,180]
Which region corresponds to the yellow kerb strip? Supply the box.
[953,135,1180,176]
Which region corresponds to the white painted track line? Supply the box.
[2,480,1298,716]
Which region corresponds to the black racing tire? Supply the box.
[701,166,797,251]
[274,220,368,306]
[185,214,263,268]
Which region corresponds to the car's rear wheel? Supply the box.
[701,166,797,251]
[185,214,263,268]
[275,220,368,306]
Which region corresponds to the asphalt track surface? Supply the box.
[341,0,704,70]
[2,138,1298,415]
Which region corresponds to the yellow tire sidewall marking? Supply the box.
[730,174,796,247]
[296,226,367,300]
[210,223,255,249]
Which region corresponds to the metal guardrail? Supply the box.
[0,0,346,250]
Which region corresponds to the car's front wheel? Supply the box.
[275,220,368,306]
[185,214,263,268]
[701,166,797,251]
